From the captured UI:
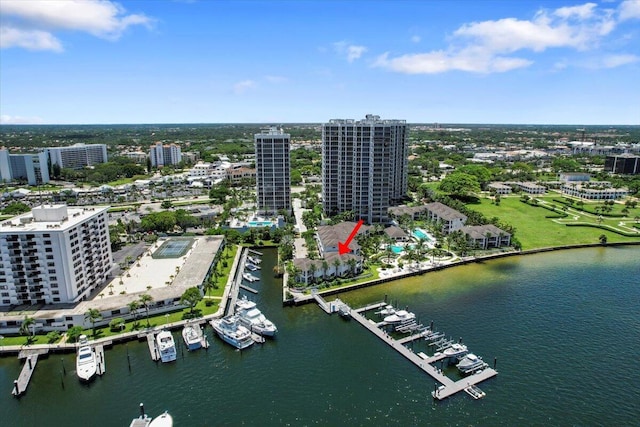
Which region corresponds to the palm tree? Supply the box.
[128,301,140,324]
[347,258,358,276]
[321,260,329,279]
[332,258,341,277]
[309,263,317,284]
[84,308,102,337]
[20,316,36,340]
[139,294,154,327]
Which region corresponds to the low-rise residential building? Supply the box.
[316,221,372,256]
[292,252,362,285]
[226,166,256,184]
[423,202,467,234]
[462,224,511,249]
[487,182,512,195]
[561,183,628,200]
[384,225,410,242]
[515,181,546,194]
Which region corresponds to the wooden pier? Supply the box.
[95,345,106,375]
[354,301,387,314]
[312,292,331,314]
[11,354,38,396]
[146,333,159,361]
[248,249,263,256]
[343,301,498,401]
[239,284,259,294]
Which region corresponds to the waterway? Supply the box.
[1,246,639,426]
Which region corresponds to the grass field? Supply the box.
[467,196,640,249]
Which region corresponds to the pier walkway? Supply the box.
[11,354,38,396]
[95,344,106,375]
[319,298,498,401]
[146,333,159,361]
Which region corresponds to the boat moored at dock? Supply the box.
[383,310,416,325]
[210,315,254,349]
[456,353,486,374]
[235,297,277,337]
[443,343,468,360]
[156,330,177,363]
[242,272,259,283]
[181,324,203,351]
[76,335,97,382]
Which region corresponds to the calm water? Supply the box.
[2,246,639,426]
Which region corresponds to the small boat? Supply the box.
[156,330,177,363]
[181,324,202,351]
[129,403,174,427]
[235,296,277,337]
[338,304,351,319]
[375,305,395,316]
[148,411,173,427]
[76,335,97,382]
[247,256,261,265]
[443,343,468,359]
[242,272,259,282]
[210,315,254,349]
[246,262,261,270]
[456,353,486,374]
[383,309,416,324]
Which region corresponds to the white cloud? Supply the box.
[233,80,256,94]
[0,0,153,51]
[0,114,44,124]
[373,51,532,74]
[374,2,625,75]
[599,53,639,68]
[0,26,63,52]
[333,41,367,62]
[264,75,288,84]
[618,0,640,21]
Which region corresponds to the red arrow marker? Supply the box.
[338,219,364,255]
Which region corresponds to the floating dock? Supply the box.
[11,354,39,396]
[95,344,106,375]
[239,284,259,294]
[146,333,159,361]
[319,298,498,401]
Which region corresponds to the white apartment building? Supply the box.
[255,127,291,214]
[0,205,113,306]
[48,143,108,169]
[0,149,50,185]
[322,114,408,223]
[150,142,182,167]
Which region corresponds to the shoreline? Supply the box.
[284,241,640,306]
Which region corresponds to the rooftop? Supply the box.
[0,205,109,233]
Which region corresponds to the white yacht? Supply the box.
[211,315,254,349]
[242,272,259,282]
[181,324,202,351]
[76,335,97,382]
[245,262,261,271]
[383,310,416,324]
[247,256,261,265]
[148,411,173,427]
[456,353,486,374]
[235,296,277,337]
[156,330,177,363]
[375,305,396,316]
[443,343,469,359]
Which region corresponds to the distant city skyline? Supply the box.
[1,0,639,125]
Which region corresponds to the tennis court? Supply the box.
[152,238,194,259]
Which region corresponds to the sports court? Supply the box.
[152,238,195,259]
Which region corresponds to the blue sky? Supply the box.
[1,0,639,125]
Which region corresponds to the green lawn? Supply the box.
[209,244,238,294]
[467,196,640,249]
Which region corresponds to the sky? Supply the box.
[1,0,639,125]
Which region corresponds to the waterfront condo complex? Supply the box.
[322,114,408,223]
[47,143,108,170]
[0,205,112,306]
[255,127,291,215]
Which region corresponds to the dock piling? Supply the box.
[494,357,497,369]
[61,358,66,375]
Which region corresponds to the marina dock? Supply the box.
[11,354,39,396]
[146,333,159,361]
[239,284,259,294]
[320,298,498,401]
[95,344,106,375]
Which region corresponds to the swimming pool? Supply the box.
[391,245,403,254]
[412,228,432,241]
[248,221,274,227]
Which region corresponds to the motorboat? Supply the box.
[156,330,177,363]
[76,335,97,382]
[181,324,203,351]
[242,272,259,282]
[235,297,277,337]
[129,404,173,427]
[443,343,468,359]
[210,315,254,349]
[456,353,486,374]
[148,411,173,427]
[246,262,261,270]
[383,309,416,324]
[247,256,261,265]
[375,305,396,316]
